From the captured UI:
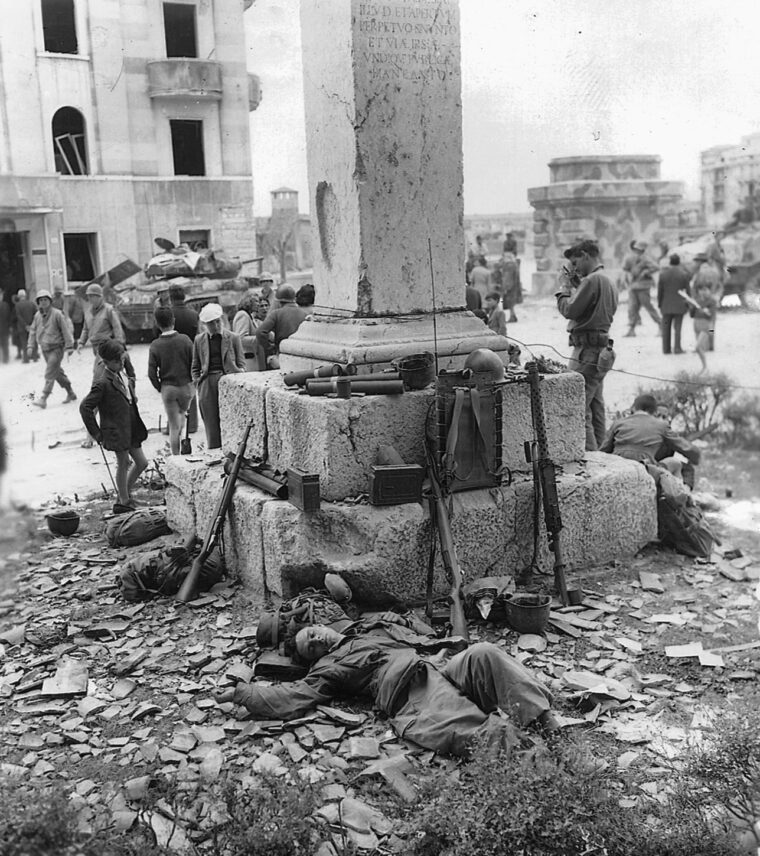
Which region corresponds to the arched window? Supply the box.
[52,107,88,175]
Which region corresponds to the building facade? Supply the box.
[255,188,313,280]
[528,155,684,295]
[701,132,760,229]
[0,0,260,299]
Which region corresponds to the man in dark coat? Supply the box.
[13,290,37,361]
[657,254,691,354]
[216,619,558,759]
[0,296,10,363]
[168,286,199,432]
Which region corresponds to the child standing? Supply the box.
[484,291,507,337]
[79,339,148,514]
[681,283,717,374]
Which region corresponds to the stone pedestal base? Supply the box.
[165,453,657,605]
[217,370,586,501]
[278,311,510,373]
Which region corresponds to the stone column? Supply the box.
[280,0,506,370]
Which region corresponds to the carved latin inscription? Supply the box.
[354,1,459,81]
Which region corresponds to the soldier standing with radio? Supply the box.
[555,240,618,451]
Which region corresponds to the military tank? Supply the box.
[91,239,262,343]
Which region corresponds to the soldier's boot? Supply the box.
[63,388,77,403]
[623,327,636,337]
[33,395,48,409]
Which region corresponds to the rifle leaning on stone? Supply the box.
[176,421,253,603]
[523,362,570,606]
[424,435,470,642]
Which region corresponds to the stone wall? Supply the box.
[165,452,657,606]
[216,370,586,502]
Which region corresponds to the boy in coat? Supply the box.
[80,339,148,513]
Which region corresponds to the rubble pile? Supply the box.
[1,500,759,851]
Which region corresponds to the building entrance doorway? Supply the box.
[0,232,27,300]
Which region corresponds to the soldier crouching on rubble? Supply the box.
[214,620,559,758]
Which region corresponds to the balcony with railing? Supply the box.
[147,59,222,101]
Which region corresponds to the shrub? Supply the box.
[671,703,760,850]
[722,396,760,449]
[640,370,733,437]
[212,774,318,856]
[412,737,740,856]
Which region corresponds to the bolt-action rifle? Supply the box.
[176,421,253,603]
[424,436,469,642]
[524,362,570,606]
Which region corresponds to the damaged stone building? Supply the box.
[0,0,260,298]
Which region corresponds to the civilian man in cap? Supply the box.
[27,289,77,408]
[657,254,691,354]
[556,240,618,451]
[13,290,37,361]
[191,302,246,449]
[255,284,309,370]
[622,240,661,337]
[77,282,125,360]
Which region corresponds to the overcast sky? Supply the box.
[245,0,760,216]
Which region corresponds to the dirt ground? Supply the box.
[0,466,758,851]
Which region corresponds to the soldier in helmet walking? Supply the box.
[27,290,77,409]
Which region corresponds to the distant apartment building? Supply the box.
[701,132,760,229]
[0,0,261,299]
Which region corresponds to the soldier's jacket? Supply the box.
[233,622,553,758]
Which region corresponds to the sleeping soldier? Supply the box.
[214,617,558,758]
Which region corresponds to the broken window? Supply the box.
[41,0,78,54]
[179,229,210,250]
[63,233,97,281]
[170,120,205,176]
[163,3,197,58]
[52,107,89,175]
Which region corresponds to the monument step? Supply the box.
[165,453,657,606]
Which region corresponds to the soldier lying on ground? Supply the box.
[214,617,559,758]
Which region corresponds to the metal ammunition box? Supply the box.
[286,467,321,512]
[368,464,424,506]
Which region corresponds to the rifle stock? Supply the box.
[176,421,253,603]
[425,444,469,641]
